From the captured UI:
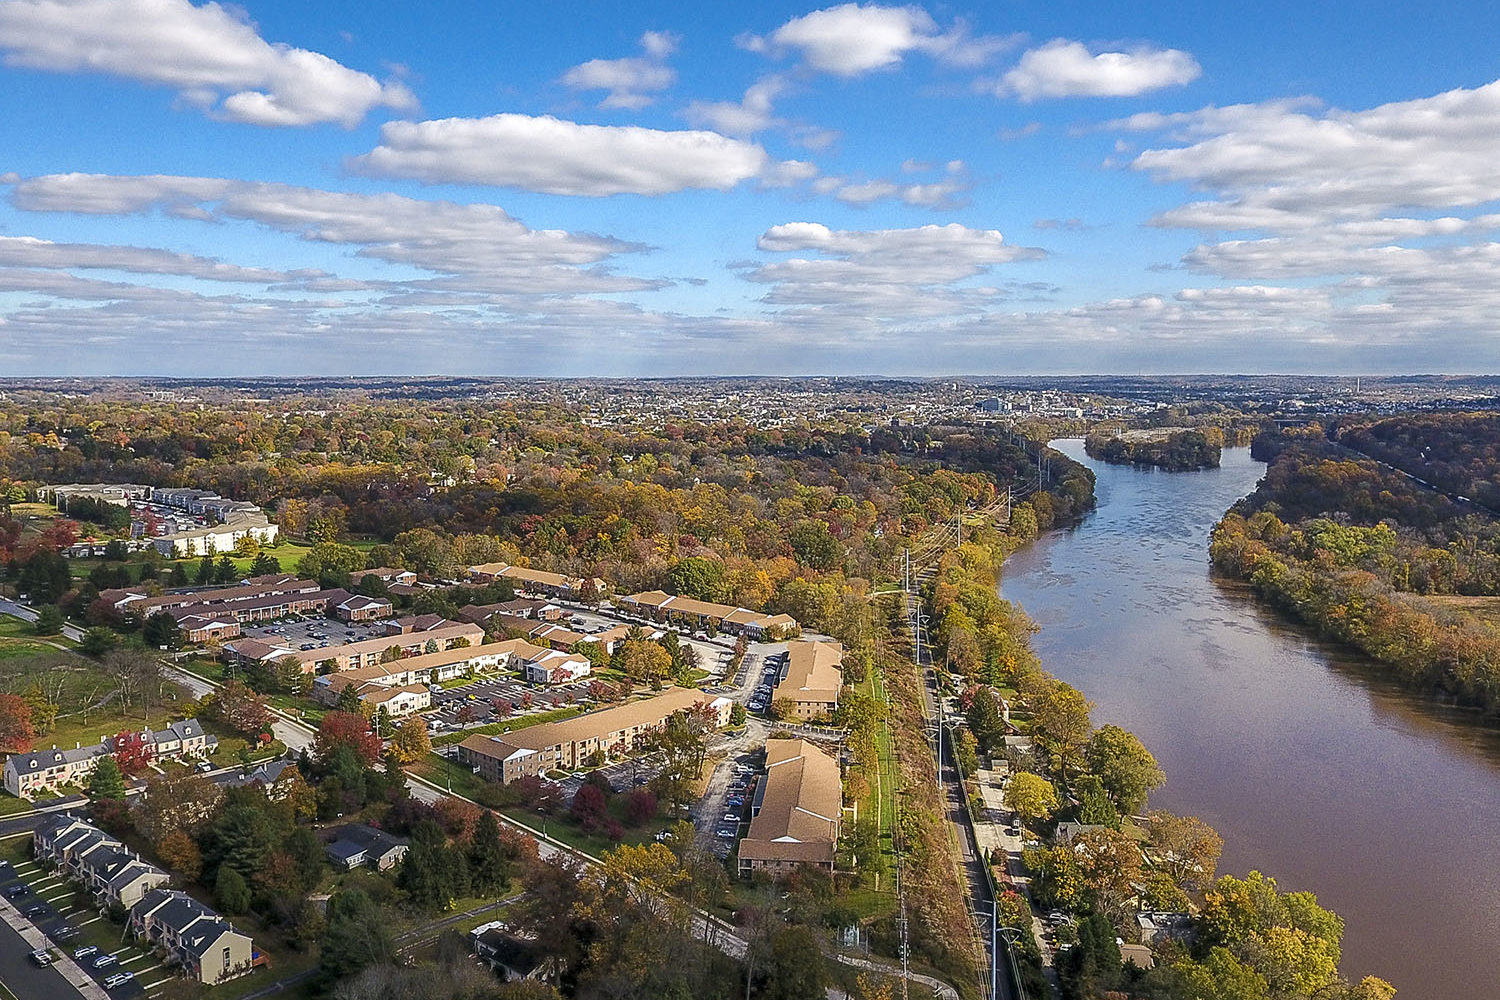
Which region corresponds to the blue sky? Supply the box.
[3,0,1500,376]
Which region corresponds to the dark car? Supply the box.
[4,883,27,898]
[23,903,46,917]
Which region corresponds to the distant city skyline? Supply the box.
[3,1,1500,375]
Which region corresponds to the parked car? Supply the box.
[196,760,214,773]
[716,827,737,838]
[23,903,45,917]
[73,945,98,960]
[93,953,118,969]
[722,812,739,822]
[28,949,51,967]
[53,924,78,941]
[4,883,27,898]
[103,972,135,990]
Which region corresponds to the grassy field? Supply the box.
[0,616,74,659]
[1412,593,1500,629]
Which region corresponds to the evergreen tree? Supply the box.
[215,865,251,914]
[468,809,513,894]
[33,604,64,636]
[168,563,189,586]
[87,757,126,800]
[216,555,238,584]
[195,554,215,584]
[317,889,393,987]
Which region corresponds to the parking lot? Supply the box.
[745,650,788,716]
[693,750,762,856]
[427,675,593,732]
[0,856,163,996]
[239,614,388,653]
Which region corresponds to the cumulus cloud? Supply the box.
[993,39,1200,101]
[349,113,774,196]
[744,221,1041,325]
[741,3,1017,77]
[682,75,787,137]
[0,0,415,126]
[561,30,678,109]
[1128,81,1500,231]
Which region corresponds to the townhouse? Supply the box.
[167,587,353,627]
[772,641,845,721]
[457,687,733,783]
[354,567,418,588]
[132,888,258,985]
[617,591,801,639]
[4,721,215,799]
[34,815,171,909]
[310,639,523,705]
[737,739,843,876]
[108,578,321,616]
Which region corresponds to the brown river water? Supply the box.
[997,440,1500,999]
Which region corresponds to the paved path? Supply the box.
[0,601,85,642]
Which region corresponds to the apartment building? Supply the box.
[737,739,842,876]
[224,621,483,674]
[131,889,257,985]
[773,641,844,721]
[465,563,607,600]
[617,591,800,639]
[457,687,733,783]
[4,720,216,799]
[34,815,171,909]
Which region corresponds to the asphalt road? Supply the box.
[0,911,80,1000]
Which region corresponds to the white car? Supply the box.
[103,972,135,990]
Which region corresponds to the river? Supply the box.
[997,440,1500,999]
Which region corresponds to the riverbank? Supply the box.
[925,493,1391,999]
[998,441,1500,1000]
[1083,428,1222,471]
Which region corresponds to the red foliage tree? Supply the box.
[0,694,36,752]
[570,783,607,832]
[112,729,154,776]
[624,788,658,826]
[313,710,383,766]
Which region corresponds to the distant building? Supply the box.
[131,889,258,985]
[772,641,843,721]
[324,824,408,871]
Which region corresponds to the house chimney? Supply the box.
[76,742,80,750]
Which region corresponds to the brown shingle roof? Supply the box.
[739,739,840,866]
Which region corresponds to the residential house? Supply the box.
[131,889,257,985]
[357,684,431,717]
[458,687,733,782]
[772,641,844,721]
[737,739,842,876]
[471,922,551,983]
[324,824,408,871]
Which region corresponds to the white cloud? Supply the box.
[349,113,774,196]
[743,4,1015,77]
[994,39,1200,101]
[0,235,316,282]
[831,161,970,209]
[0,0,414,126]
[1129,81,1500,230]
[5,173,654,293]
[682,75,787,137]
[561,31,678,109]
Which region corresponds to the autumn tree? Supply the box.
[209,680,273,738]
[387,715,431,764]
[1004,771,1058,824]
[137,772,225,840]
[314,711,383,767]
[1146,810,1224,897]
[619,639,673,687]
[0,694,35,752]
[158,828,202,880]
[1029,681,1093,782]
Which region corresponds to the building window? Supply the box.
[223,946,231,974]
